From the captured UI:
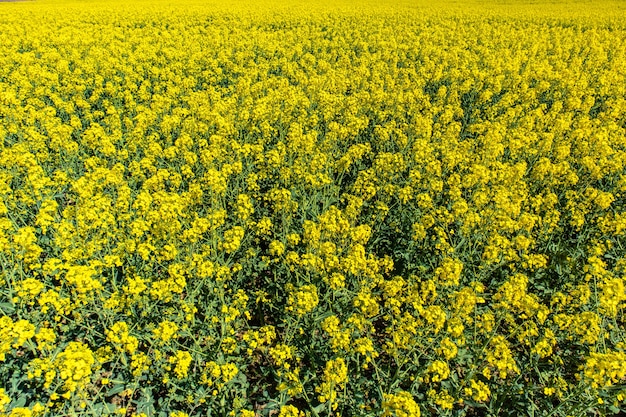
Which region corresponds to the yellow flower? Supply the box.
[55,342,95,393]
[321,316,351,352]
[106,322,139,354]
[220,363,239,383]
[268,240,285,256]
[269,344,295,369]
[277,368,303,396]
[169,350,193,379]
[12,227,42,268]
[435,257,463,287]
[8,408,33,417]
[221,337,237,354]
[286,233,301,246]
[422,305,446,334]
[36,199,58,234]
[382,391,421,417]
[255,217,273,237]
[130,352,151,377]
[278,405,304,417]
[353,288,380,318]
[437,337,458,360]
[427,360,450,383]
[14,278,45,300]
[0,388,10,411]
[9,319,36,349]
[64,265,102,295]
[583,350,626,388]
[531,329,556,358]
[286,284,319,316]
[222,226,245,253]
[428,388,455,410]
[353,337,379,364]
[315,357,348,410]
[153,320,179,343]
[486,336,519,379]
[464,379,491,402]
[598,277,626,317]
[235,193,254,221]
[34,327,56,351]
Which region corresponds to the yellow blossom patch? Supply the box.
[1,0,625,415]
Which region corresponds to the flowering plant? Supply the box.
[1,0,625,416]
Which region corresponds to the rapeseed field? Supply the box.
[1,0,625,416]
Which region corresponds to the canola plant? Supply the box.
[0,0,625,416]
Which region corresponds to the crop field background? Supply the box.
[1,0,626,416]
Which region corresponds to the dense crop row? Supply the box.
[1,0,626,416]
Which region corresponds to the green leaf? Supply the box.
[0,303,15,314]
[106,384,126,397]
[12,397,26,408]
